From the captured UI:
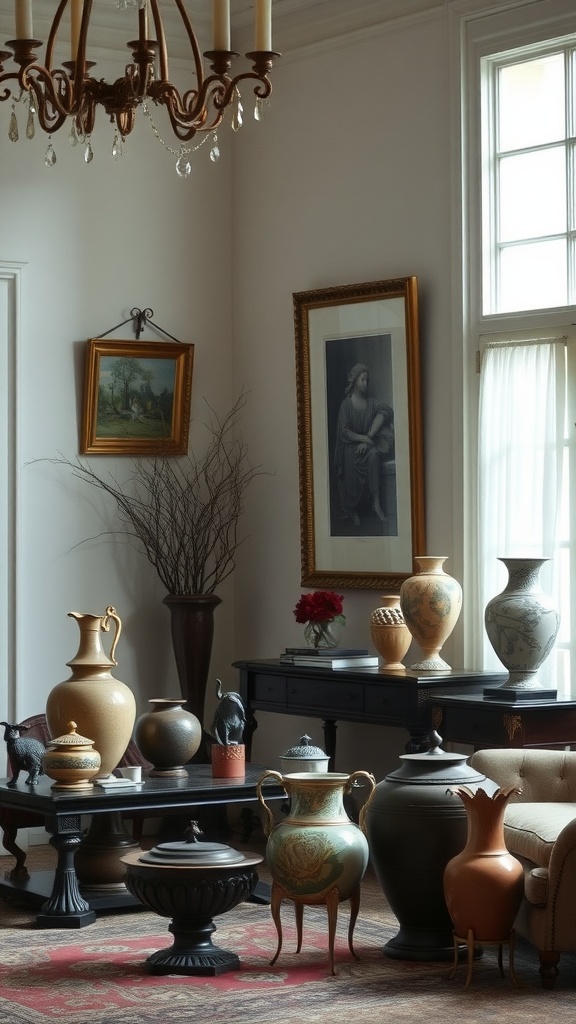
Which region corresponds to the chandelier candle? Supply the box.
[255,0,272,51]
[15,0,33,39]
[70,0,82,60]
[213,0,231,51]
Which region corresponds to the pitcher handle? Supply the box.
[256,770,284,836]
[346,770,376,834]
[102,606,122,665]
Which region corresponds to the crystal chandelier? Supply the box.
[0,0,278,176]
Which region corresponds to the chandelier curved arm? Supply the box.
[0,68,19,103]
[151,0,205,90]
[21,66,73,132]
[214,69,273,112]
[149,81,218,140]
[44,0,71,72]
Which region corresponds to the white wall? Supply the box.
[1,9,466,782]
[231,11,462,779]
[0,56,235,729]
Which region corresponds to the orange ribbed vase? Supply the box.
[443,785,524,942]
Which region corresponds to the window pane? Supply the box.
[498,239,567,311]
[558,545,570,642]
[499,148,566,241]
[553,647,570,697]
[498,54,565,151]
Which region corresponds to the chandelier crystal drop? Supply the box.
[0,1,279,172]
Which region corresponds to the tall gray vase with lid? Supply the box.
[364,731,497,962]
[483,556,560,701]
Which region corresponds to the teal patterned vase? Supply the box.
[400,556,462,670]
[256,770,375,901]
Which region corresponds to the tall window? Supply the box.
[482,40,576,315]
[475,29,576,692]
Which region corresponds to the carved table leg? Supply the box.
[35,814,96,928]
[75,811,138,890]
[322,720,337,769]
[1,823,29,881]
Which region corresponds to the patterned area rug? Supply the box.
[0,849,575,1024]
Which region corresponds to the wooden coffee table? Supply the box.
[0,763,283,928]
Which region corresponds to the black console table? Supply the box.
[234,660,506,766]
[430,692,576,750]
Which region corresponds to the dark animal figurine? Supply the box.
[0,722,46,787]
[210,680,246,745]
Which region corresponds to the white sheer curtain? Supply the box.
[478,337,566,683]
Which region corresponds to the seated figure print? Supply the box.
[334,363,394,528]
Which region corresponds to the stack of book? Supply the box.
[279,647,379,669]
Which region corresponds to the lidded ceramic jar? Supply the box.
[42,721,101,790]
[134,698,202,777]
[279,734,330,773]
[364,731,497,961]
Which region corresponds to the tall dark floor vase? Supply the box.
[163,594,222,765]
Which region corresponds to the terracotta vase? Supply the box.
[399,556,462,670]
[484,557,560,696]
[163,594,222,761]
[211,743,245,779]
[443,785,524,943]
[46,606,136,779]
[134,698,202,778]
[370,595,412,669]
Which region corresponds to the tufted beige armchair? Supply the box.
[470,747,576,988]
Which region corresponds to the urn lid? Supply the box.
[385,731,495,788]
[48,721,96,750]
[138,821,248,867]
[281,734,327,760]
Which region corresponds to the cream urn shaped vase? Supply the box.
[400,557,462,671]
[46,606,136,780]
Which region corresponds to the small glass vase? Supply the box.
[304,618,343,649]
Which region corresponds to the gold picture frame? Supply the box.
[80,338,194,455]
[293,276,425,590]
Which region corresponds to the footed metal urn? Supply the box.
[122,821,262,975]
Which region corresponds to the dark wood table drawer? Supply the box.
[253,674,287,703]
[286,678,363,714]
[364,685,410,722]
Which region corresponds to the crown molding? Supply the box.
[0,2,445,62]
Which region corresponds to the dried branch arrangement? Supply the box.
[47,392,264,595]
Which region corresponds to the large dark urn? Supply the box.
[163,594,222,761]
[364,732,497,962]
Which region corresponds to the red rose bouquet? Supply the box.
[293,590,345,648]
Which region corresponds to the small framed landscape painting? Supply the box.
[293,276,425,591]
[80,338,194,455]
